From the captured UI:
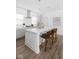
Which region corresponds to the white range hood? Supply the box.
[24,9,32,26]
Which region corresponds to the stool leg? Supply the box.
[52,37,54,45]
[49,38,52,49]
[44,40,47,52]
[55,33,57,43]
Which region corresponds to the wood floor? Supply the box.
[16,35,63,59]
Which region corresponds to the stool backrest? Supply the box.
[41,32,49,39]
[41,28,57,39]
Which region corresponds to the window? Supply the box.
[31,16,37,26]
[16,12,38,26]
[16,13,24,25]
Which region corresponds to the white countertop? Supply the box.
[16,25,23,30]
[25,26,54,34]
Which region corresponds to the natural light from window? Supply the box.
[32,16,37,26]
[16,13,24,25]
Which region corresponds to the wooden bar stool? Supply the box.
[47,30,54,46]
[41,32,50,51]
[41,28,57,52]
[51,28,57,44]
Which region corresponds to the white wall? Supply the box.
[39,16,52,27]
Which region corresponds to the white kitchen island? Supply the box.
[25,27,54,54]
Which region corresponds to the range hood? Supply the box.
[23,9,32,26]
[26,9,31,18]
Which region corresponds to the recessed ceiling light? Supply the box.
[38,0,40,2]
[47,6,50,8]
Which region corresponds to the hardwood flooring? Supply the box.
[16,35,63,59]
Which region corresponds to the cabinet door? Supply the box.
[25,31,40,54]
[16,29,25,39]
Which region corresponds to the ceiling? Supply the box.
[16,0,63,14]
